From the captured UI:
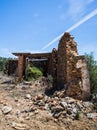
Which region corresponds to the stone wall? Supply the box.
[76,56,90,100]
[5,60,18,76]
[51,48,57,87]
[57,34,67,89]
[57,32,90,100]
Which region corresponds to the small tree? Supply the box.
[85,53,97,93]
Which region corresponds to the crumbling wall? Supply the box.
[76,57,90,100]
[57,34,67,89]
[57,32,90,100]
[51,48,57,87]
[5,60,18,76]
[47,48,57,87]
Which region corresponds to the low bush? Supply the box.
[25,64,43,81]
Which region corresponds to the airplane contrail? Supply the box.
[42,8,97,50]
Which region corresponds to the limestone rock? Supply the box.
[25,94,31,99]
[23,81,32,85]
[11,122,29,130]
[60,101,67,108]
[87,113,97,119]
[83,102,93,108]
[2,106,12,114]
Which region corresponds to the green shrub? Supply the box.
[25,64,43,80]
[85,53,97,93]
[75,111,80,120]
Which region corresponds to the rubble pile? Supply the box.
[18,93,96,120]
[0,75,97,130]
[1,86,96,121]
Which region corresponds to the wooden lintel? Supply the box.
[12,52,51,59]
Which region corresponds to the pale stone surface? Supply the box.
[25,94,31,99]
[11,122,29,130]
[87,113,97,119]
[2,106,12,114]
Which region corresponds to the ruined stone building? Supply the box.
[6,32,90,100]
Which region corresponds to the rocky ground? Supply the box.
[0,73,97,130]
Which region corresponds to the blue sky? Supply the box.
[0,0,97,60]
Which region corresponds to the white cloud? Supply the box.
[68,0,85,20]
[68,0,94,21]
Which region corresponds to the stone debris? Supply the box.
[87,113,97,119]
[2,106,12,114]
[25,94,31,99]
[23,81,32,85]
[11,122,29,130]
[17,93,96,120]
[83,102,93,108]
[0,75,96,121]
[60,101,68,108]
